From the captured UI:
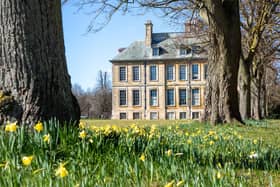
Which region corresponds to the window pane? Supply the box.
[119,67,126,81]
[150,89,157,106]
[167,112,175,120]
[119,90,127,106]
[167,89,174,105]
[180,112,186,119]
[192,112,200,119]
[133,90,140,106]
[120,113,126,119]
[192,64,199,80]
[152,48,159,56]
[192,88,200,106]
[150,65,157,81]
[179,65,186,80]
[133,112,141,119]
[133,66,140,81]
[150,112,158,120]
[167,65,174,80]
[179,89,187,105]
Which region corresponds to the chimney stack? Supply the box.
[184,21,192,33]
[145,20,153,47]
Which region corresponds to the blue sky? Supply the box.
[62,3,183,90]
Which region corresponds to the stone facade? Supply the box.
[111,21,208,120]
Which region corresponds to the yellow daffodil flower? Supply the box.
[166,149,172,157]
[164,180,175,187]
[22,156,34,166]
[209,141,214,146]
[176,180,185,187]
[187,139,192,145]
[34,121,43,132]
[55,163,68,178]
[139,154,145,162]
[217,171,222,179]
[5,122,17,132]
[43,134,50,143]
[79,130,86,139]
[79,121,85,129]
[253,139,258,144]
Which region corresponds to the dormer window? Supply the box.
[152,47,160,56]
[180,47,192,56]
[192,45,202,54]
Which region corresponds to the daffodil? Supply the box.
[253,139,258,145]
[5,122,17,132]
[216,171,222,179]
[34,121,43,132]
[164,180,175,187]
[139,153,145,162]
[79,130,86,139]
[166,149,172,157]
[187,139,192,145]
[209,140,214,146]
[79,121,85,129]
[176,180,185,187]
[22,156,34,166]
[55,163,68,178]
[43,134,50,143]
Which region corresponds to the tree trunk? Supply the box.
[238,59,251,120]
[251,64,264,120]
[0,0,80,125]
[203,0,242,124]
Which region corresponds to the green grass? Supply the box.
[0,119,279,186]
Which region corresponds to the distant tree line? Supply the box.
[72,70,112,119]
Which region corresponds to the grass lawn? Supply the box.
[0,119,279,186]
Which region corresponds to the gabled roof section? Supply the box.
[111,32,208,62]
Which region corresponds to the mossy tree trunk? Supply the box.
[0,0,80,125]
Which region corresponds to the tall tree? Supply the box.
[0,1,80,125]
[238,0,279,119]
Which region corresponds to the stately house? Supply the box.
[111,21,208,120]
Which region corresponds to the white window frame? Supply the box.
[119,66,127,81]
[150,112,158,120]
[191,88,200,106]
[166,64,175,81]
[191,64,200,80]
[166,112,175,120]
[150,88,158,106]
[149,65,158,81]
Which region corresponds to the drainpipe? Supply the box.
[144,61,147,119]
[189,55,193,119]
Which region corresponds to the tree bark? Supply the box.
[203,0,242,124]
[251,64,264,120]
[238,59,251,120]
[0,0,80,125]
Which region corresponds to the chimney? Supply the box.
[145,20,153,47]
[184,21,192,33]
